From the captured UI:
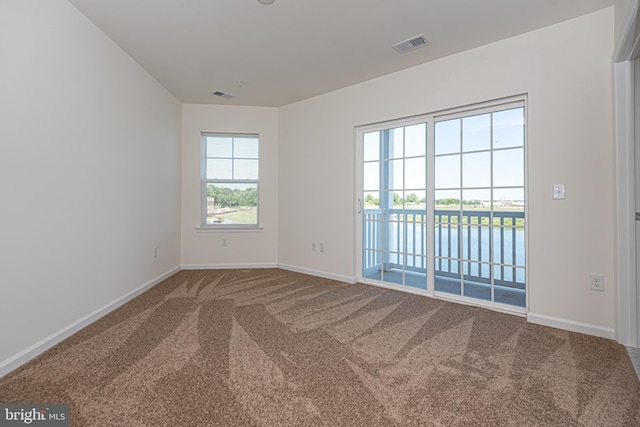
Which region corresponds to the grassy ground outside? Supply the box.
[218,207,257,224]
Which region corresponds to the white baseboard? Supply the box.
[0,266,181,379]
[181,262,278,270]
[277,263,357,284]
[182,262,356,284]
[527,312,616,340]
[358,278,428,296]
[182,263,356,284]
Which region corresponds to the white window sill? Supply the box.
[195,225,263,233]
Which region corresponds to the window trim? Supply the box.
[199,132,260,230]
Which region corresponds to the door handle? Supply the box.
[357,198,362,214]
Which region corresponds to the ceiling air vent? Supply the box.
[212,90,234,99]
[392,34,430,54]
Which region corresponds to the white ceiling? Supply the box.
[68,0,617,107]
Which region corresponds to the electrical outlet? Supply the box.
[589,273,604,292]
[552,184,565,200]
[153,246,158,258]
[221,238,228,247]
[319,242,325,253]
[311,242,317,251]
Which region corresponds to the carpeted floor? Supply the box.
[1,268,639,426]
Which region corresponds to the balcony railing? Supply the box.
[363,208,525,306]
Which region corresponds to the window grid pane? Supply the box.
[202,134,259,227]
[432,106,525,308]
[362,122,428,290]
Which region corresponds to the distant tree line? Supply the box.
[436,199,482,206]
[364,193,426,206]
[364,194,483,207]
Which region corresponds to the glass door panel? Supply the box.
[359,99,526,311]
[362,123,428,289]
[434,106,525,307]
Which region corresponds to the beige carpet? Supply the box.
[1,268,639,426]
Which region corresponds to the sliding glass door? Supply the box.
[361,121,428,289]
[357,98,527,311]
[433,105,526,307]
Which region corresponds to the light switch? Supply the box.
[552,184,565,200]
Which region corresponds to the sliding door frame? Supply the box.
[355,95,528,315]
[356,114,433,297]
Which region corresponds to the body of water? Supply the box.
[364,220,525,284]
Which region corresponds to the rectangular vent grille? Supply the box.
[212,91,234,99]
[392,34,430,53]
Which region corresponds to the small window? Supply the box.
[201,133,259,227]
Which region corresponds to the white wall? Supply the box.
[279,8,616,332]
[181,104,278,267]
[0,0,181,366]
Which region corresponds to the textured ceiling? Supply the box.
[68,0,617,107]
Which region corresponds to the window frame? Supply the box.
[199,132,260,230]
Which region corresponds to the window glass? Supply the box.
[462,113,490,152]
[435,119,460,155]
[202,134,259,227]
[493,108,524,149]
